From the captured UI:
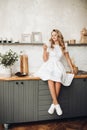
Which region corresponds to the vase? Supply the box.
[0,65,11,78]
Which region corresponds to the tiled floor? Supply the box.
[0,117,87,130]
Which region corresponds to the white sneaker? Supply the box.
[55,104,63,116]
[48,104,55,114]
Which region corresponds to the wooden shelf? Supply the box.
[0,43,87,46]
[68,43,87,46]
[0,43,44,45]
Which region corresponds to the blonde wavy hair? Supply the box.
[49,29,65,50]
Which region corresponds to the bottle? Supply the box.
[20,51,29,76]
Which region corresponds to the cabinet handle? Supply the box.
[16,82,19,84]
[21,82,24,84]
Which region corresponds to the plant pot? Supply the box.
[0,65,11,78]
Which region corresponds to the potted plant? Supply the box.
[0,49,18,77]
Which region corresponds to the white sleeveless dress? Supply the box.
[35,44,74,86]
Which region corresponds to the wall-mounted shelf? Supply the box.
[0,43,44,45]
[68,43,87,46]
[0,43,87,46]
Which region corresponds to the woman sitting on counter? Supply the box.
[34,29,76,116]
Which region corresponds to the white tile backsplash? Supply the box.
[0,45,87,75]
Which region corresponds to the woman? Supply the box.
[35,29,74,116]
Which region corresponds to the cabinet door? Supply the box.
[13,80,38,122]
[0,80,39,123]
[38,80,53,120]
[0,81,14,123]
[0,81,4,123]
[68,78,87,117]
[79,78,87,116]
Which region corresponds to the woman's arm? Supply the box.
[64,51,75,73]
[43,44,49,62]
[62,48,78,74]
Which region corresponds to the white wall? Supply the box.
[0,0,87,74]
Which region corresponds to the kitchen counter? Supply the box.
[0,74,87,81]
[0,73,87,128]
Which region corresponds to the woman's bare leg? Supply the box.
[55,82,61,99]
[48,80,62,115]
[55,82,62,115]
[48,80,58,105]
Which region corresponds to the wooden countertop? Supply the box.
[0,76,40,81]
[0,74,87,81]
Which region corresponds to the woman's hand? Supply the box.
[43,44,49,62]
[43,44,48,51]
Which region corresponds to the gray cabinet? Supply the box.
[0,81,14,123]
[68,78,87,117]
[0,80,38,123]
[13,80,38,122]
[38,78,87,121]
[0,78,87,124]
